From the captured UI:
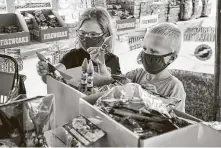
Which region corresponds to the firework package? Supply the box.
[95,83,197,139]
[21,10,69,42]
[52,115,105,147]
[0,95,55,147]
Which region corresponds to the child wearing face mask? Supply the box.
[36,8,121,83]
[99,23,186,112]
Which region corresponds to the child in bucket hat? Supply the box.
[94,23,186,112]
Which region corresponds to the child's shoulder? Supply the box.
[168,75,185,91]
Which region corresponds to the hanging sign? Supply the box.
[140,15,158,28]
[116,18,136,31]
[184,27,215,42]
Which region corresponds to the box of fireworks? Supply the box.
[79,83,208,147]
[20,9,69,42]
[46,114,106,147]
[201,0,212,17]
[140,15,158,29]
[0,54,26,104]
[179,0,193,21]
[116,18,136,31]
[0,95,55,147]
[191,0,203,19]
[46,65,114,128]
[0,13,30,48]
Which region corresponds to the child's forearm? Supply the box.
[98,64,112,78]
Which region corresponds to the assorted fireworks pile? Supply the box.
[53,115,105,147]
[0,95,54,147]
[95,83,197,139]
[23,10,61,30]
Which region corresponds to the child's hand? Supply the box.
[87,47,105,65]
[142,83,157,93]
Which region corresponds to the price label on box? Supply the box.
[140,15,158,28]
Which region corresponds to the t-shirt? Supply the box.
[125,68,186,112]
[60,48,121,75]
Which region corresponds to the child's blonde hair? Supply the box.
[76,7,115,53]
[145,23,183,54]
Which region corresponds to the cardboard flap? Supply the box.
[141,123,221,147]
[47,76,86,128]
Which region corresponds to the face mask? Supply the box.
[141,51,175,74]
[78,35,105,50]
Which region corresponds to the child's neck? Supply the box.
[148,69,172,82]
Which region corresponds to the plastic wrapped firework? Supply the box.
[52,115,105,147]
[34,10,47,24]
[0,95,55,147]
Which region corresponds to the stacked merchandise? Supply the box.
[140,0,153,16]
[0,25,21,34]
[167,1,180,23]
[191,0,203,19]
[23,10,61,30]
[179,0,193,21]
[52,115,105,147]
[133,1,141,18]
[91,0,107,8]
[158,2,168,22]
[201,0,212,17]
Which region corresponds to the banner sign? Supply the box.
[116,18,136,31]
[184,27,215,42]
[140,15,158,28]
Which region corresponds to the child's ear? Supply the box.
[168,54,177,64]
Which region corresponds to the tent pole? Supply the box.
[214,0,221,121]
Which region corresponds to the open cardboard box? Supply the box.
[79,98,221,147]
[19,9,69,42]
[0,13,30,48]
[46,67,112,128]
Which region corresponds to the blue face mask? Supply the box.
[141,51,175,74]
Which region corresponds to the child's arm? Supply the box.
[170,83,186,112]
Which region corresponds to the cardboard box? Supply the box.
[0,13,30,48]
[47,76,85,128]
[46,67,112,128]
[79,98,221,147]
[20,9,69,42]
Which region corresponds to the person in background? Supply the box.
[37,7,121,82]
[92,23,186,112]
